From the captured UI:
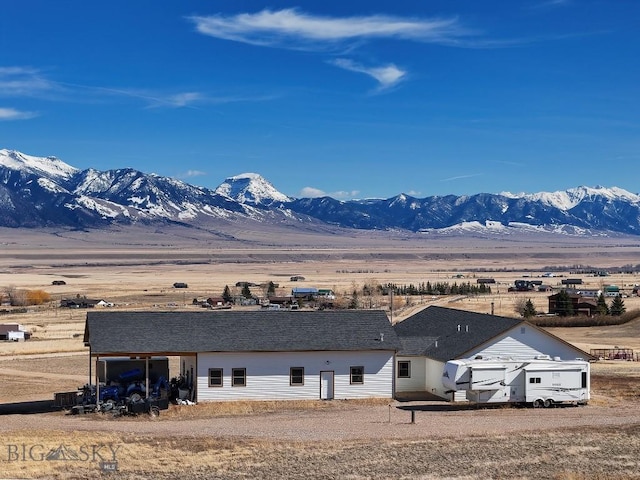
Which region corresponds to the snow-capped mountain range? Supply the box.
[2,148,640,236]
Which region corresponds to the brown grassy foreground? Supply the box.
[2,426,639,480]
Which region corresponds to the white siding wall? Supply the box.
[425,358,453,400]
[422,325,586,402]
[465,325,586,361]
[395,356,427,392]
[196,350,395,402]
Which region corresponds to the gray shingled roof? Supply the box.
[84,310,399,355]
[394,306,522,361]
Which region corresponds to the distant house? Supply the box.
[267,296,295,306]
[548,293,597,316]
[0,323,30,341]
[206,297,226,307]
[604,285,621,297]
[290,275,306,282]
[393,306,592,401]
[561,278,583,286]
[476,278,495,284]
[51,280,66,286]
[292,287,319,300]
[61,298,102,309]
[173,282,188,289]
[317,289,336,300]
[537,285,553,292]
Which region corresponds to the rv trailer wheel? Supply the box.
[533,399,544,408]
[543,399,553,408]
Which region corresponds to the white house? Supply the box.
[84,310,399,402]
[393,306,592,401]
[0,323,30,341]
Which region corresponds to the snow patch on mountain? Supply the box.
[501,186,640,210]
[215,173,291,205]
[0,149,77,180]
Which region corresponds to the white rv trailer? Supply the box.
[442,356,590,407]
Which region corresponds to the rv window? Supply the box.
[290,367,304,386]
[232,368,246,387]
[350,366,364,384]
[582,372,587,388]
[208,368,223,387]
[529,377,541,384]
[398,361,411,378]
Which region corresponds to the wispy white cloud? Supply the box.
[0,107,38,120]
[179,169,207,178]
[0,66,57,97]
[441,173,483,182]
[300,187,327,198]
[0,66,273,110]
[530,0,571,9]
[300,186,360,199]
[188,9,468,50]
[330,58,406,90]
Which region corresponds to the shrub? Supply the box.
[529,309,640,328]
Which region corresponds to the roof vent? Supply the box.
[457,324,461,332]
[465,325,469,333]
[380,333,384,342]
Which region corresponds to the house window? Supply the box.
[232,368,246,387]
[208,368,223,387]
[529,377,541,384]
[350,366,364,384]
[290,367,304,386]
[397,361,411,378]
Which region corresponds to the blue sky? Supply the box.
[1,1,638,199]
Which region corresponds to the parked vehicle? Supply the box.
[442,355,590,407]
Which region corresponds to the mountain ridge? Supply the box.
[1,148,639,236]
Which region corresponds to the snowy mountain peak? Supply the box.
[501,185,640,210]
[214,172,292,205]
[0,148,78,180]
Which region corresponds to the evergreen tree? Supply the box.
[267,281,276,296]
[241,283,252,299]
[222,285,232,304]
[596,293,610,315]
[349,290,359,309]
[610,295,626,316]
[555,290,574,317]
[523,299,537,318]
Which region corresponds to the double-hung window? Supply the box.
[208,368,223,387]
[350,366,364,384]
[232,368,246,387]
[290,367,304,386]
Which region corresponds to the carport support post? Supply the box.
[95,355,100,408]
[411,410,415,424]
[145,356,149,399]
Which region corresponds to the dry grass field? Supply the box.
[1,227,639,479]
